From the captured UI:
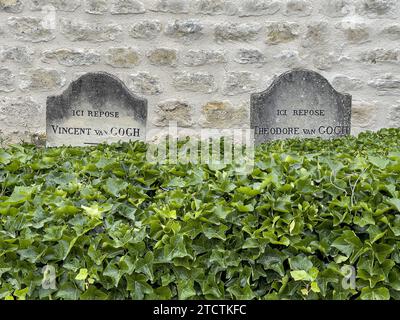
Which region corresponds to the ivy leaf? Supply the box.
[360,287,390,300]
[81,203,112,219]
[291,270,313,282]
[6,186,35,204]
[388,268,400,291]
[14,287,29,300]
[236,187,261,198]
[353,211,375,228]
[257,248,287,277]
[135,252,154,282]
[367,225,387,244]
[289,254,313,272]
[373,243,394,264]
[390,215,400,236]
[177,280,196,300]
[103,178,128,197]
[0,150,12,165]
[311,282,321,293]
[80,286,108,300]
[233,202,254,213]
[75,268,88,281]
[103,262,121,287]
[213,204,231,220]
[55,283,81,300]
[164,235,191,261]
[332,231,363,258]
[227,284,255,300]
[369,156,390,169]
[388,198,400,213]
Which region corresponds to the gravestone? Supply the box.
[46,72,147,147]
[251,69,352,144]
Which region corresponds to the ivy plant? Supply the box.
[0,128,399,300]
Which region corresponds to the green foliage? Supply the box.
[0,128,399,300]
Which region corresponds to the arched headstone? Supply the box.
[46,72,147,147]
[251,69,352,144]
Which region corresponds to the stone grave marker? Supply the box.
[251,69,352,145]
[46,72,147,147]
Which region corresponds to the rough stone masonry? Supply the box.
[0,0,399,144]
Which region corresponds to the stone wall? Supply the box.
[0,0,399,144]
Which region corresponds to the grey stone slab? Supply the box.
[251,69,352,144]
[46,72,147,147]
